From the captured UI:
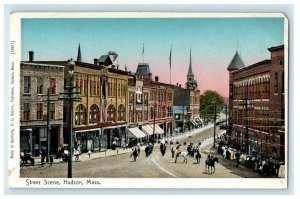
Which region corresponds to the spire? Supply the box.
[77,43,82,62]
[227,51,245,71]
[188,47,194,76]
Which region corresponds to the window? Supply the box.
[274,72,278,94]
[23,103,30,120]
[84,80,87,95]
[37,103,43,119]
[107,104,116,122]
[37,77,44,94]
[118,104,126,121]
[49,78,56,94]
[89,104,99,124]
[50,103,55,120]
[75,104,86,125]
[230,84,233,99]
[279,60,283,65]
[24,76,31,94]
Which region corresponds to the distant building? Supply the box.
[173,49,201,132]
[227,45,285,160]
[20,51,64,156]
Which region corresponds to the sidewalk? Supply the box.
[33,124,217,165]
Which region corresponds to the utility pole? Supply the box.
[59,59,81,178]
[152,101,156,146]
[182,105,185,133]
[47,88,51,161]
[244,98,249,155]
[213,102,217,148]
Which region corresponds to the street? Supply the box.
[20,125,261,178]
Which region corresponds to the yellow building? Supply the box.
[63,60,128,152]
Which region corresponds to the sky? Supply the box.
[21,17,284,97]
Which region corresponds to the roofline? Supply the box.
[268,45,284,52]
[21,61,65,68]
[231,59,271,74]
[149,80,175,88]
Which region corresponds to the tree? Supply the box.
[200,90,224,121]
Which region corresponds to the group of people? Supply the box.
[130,140,213,165]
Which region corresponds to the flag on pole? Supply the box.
[142,43,144,56]
[169,46,172,69]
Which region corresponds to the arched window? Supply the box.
[117,104,126,121]
[89,104,100,124]
[75,104,86,125]
[274,72,278,94]
[107,104,116,122]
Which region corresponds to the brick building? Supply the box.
[134,63,175,142]
[227,45,285,160]
[20,52,64,156]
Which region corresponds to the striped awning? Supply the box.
[128,127,146,138]
[149,124,164,134]
[141,125,153,136]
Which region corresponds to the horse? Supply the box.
[175,151,188,164]
[205,157,218,174]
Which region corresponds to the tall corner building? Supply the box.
[227,45,285,160]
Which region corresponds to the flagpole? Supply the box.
[169,45,172,84]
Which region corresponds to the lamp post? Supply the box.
[152,101,156,146]
[59,59,81,178]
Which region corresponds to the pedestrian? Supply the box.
[41,147,46,167]
[75,149,80,161]
[195,144,202,164]
[88,150,91,158]
[170,143,175,158]
[236,150,240,167]
[137,142,141,157]
[131,146,138,162]
[160,143,166,157]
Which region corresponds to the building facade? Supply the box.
[227,45,285,160]
[134,63,175,142]
[64,53,129,152]
[20,54,64,156]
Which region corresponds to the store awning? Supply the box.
[128,127,146,138]
[149,124,164,134]
[142,125,153,136]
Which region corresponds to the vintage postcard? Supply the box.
[8,12,288,189]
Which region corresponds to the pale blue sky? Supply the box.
[21,17,284,96]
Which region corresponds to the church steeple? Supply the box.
[187,47,194,77]
[186,47,197,90]
[77,43,82,62]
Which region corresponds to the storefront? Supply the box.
[20,126,61,156]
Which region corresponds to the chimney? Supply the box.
[29,51,34,62]
[179,84,181,88]
[155,76,159,82]
[176,83,178,87]
[94,59,98,65]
